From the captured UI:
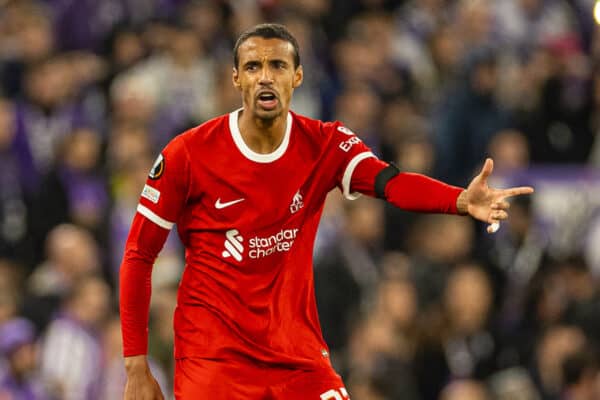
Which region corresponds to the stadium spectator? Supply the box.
[0,1,597,398]
[99,315,168,399]
[433,46,511,185]
[30,127,108,255]
[39,275,111,400]
[439,379,490,400]
[22,224,101,331]
[0,317,46,400]
[560,349,598,400]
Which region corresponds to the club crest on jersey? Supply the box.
[149,154,165,180]
[290,190,304,214]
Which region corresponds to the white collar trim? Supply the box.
[228,108,292,163]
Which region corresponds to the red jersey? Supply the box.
[135,109,376,369]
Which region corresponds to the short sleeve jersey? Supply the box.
[137,109,375,369]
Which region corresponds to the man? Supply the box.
[0,317,47,400]
[120,23,533,399]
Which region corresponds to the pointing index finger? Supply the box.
[500,186,535,198]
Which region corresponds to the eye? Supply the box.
[245,63,259,71]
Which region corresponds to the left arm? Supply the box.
[350,157,534,232]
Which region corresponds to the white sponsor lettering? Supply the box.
[222,228,299,261]
[141,184,160,204]
[339,136,361,152]
[248,228,299,259]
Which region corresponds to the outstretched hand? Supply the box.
[457,158,534,233]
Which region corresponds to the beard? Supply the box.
[252,99,283,123]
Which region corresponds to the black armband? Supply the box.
[375,163,400,199]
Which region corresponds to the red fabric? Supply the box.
[385,172,463,214]
[347,156,387,197]
[350,157,464,214]
[120,213,169,356]
[120,109,463,363]
[137,134,191,225]
[174,357,345,399]
[120,111,376,368]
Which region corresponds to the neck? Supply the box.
[238,109,287,154]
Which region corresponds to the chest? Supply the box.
[186,149,332,232]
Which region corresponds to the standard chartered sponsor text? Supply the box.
[248,228,299,259]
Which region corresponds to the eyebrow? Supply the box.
[243,60,261,68]
[242,58,290,68]
[270,59,289,66]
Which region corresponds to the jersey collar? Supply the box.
[228,108,292,163]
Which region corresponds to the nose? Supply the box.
[259,66,273,85]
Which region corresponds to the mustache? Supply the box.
[255,88,279,98]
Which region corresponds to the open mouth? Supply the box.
[257,91,278,110]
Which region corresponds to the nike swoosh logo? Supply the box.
[215,198,245,209]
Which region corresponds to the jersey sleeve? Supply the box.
[137,136,190,230]
[326,123,464,213]
[120,213,170,356]
[120,136,190,356]
[327,122,379,200]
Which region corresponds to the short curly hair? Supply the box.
[233,23,300,69]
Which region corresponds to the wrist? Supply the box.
[124,355,150,375]
[456,190,469,215]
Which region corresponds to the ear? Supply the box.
[232,67,241,91]
[292,65,303,89]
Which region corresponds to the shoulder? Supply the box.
[291,112,354,141]
[165,113,229,154]
[179,113,229,143]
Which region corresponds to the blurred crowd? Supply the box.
[1,0,600,399]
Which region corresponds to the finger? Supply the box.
[500,186,534,198]
[490,210,508,220]
[487,221,500,234]
[479,158,494,182]
[491,200,510,210]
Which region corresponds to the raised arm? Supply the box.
[349,156,533,232]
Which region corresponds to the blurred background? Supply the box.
[1,0,600,399]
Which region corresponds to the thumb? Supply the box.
[479,158,494,182]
